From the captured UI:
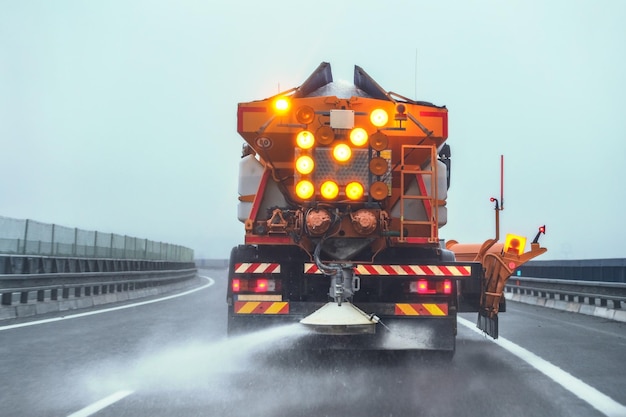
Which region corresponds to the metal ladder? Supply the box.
[398,144,439,243]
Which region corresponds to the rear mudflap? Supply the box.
[477,311,498,339]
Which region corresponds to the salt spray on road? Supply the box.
[71,324,311,417]
[89,323,311,394]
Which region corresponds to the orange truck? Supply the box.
[227,62,546,355]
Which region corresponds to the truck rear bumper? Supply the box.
[227,312,456,352]
[295,317,456,351]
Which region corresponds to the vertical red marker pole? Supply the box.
[500,154,504,211]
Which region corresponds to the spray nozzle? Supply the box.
[368,313,380,324]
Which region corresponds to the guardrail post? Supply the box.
[23,220,29,254]
[1,292,11,306]
[37,290,45,302]
[20,291,28,304]
[51,224,56,256]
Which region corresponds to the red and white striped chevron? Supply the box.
[304,263,323,274]
[234,263,281,274]
[355,264,471,276]
[304,263,471,276]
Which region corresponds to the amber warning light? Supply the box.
[503,234,527,256]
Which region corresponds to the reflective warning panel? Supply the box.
[304,263,471,276]
[395,303,448,316]
[234,301,289,315]
[234,263,281,274]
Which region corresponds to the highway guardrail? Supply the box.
[0,268,197,306]
[0,253,198,320]
[505,276,626,310]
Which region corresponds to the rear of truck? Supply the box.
[226,62,546,354]
[227,244,483,352]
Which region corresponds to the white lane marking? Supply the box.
[458,317,626,417]
[0,275,215,331]
[66,390,134,417]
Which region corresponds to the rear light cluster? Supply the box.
[407,279,453,295]
[232,278,281,293]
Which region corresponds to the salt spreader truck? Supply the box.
[227,62,546,354]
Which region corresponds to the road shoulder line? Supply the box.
[458,316,626,417]
[66,390,134,417]
[0,276,215,331]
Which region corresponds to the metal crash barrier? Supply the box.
[0,258,196,304]
[505,276,626,310]
[0,216,197,320]
[0,257,197,320]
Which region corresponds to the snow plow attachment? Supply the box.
[448,227,547,339]
[477,237,547,338]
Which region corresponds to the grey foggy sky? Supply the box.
[1,0,625,260]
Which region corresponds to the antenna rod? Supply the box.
[414,48,418,98]
[500,155,504,210]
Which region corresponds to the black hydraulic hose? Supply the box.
[313,239,341,276]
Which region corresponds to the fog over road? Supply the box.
[2,269,625,417]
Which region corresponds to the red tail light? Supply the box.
[255,279,270,292]
[418,280,432,294]
[413,279,436,294]
[231,278,280,293]
[408,279,453,295]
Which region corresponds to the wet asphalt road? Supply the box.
[2,268,625,417]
